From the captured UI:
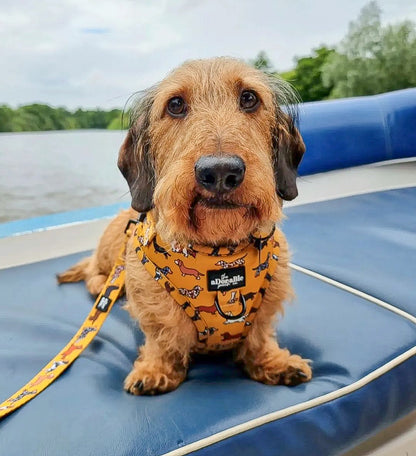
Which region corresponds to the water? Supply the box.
[0,130,131,223]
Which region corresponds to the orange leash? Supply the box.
[0,221,135,420]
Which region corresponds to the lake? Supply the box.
[0,130,131,223]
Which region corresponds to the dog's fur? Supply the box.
[58,57,311,395]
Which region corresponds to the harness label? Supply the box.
[96,296,111,312]
[207,266,246,292]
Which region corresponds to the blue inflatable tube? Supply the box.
[298,88,416,175]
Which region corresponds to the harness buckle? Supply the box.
[124,212,147,234]
[124,219,138,234]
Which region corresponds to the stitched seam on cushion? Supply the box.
[160,347,416,456]
[290,263,416,324]
[288,183,416,208]
[161,266,416,455]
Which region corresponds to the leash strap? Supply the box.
[0,222,135,420]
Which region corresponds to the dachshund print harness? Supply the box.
[133,213,280,350]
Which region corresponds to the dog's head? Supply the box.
[118,57,305,245]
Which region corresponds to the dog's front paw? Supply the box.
[274,355,312,386]
[124,361,186,395]
[246,351,312,386]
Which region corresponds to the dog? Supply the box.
[57,57,311,395]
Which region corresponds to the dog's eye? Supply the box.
[167,96,187,117]
[240,90,260,112]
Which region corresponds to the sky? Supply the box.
[1,0,416,110]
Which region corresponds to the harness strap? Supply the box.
[0,222,135,420]
[133,214,280,350]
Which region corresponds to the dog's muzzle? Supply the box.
[195,155,245,194]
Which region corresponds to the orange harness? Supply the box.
[133,214,280,350]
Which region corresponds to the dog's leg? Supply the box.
[123,316,195,395]
[58,209,137,295]
[84,209,137,295]
[236,325,312,386]
[57,257,91,284]
[122,257,196,395]
[236,233,311,386]
[84,253,108,296]
[124,338,190,395]
[57,253,107,296]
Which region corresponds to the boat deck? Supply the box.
[1,160,415,456]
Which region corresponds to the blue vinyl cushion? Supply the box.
[284,187,416,316]
[1,188,415,456]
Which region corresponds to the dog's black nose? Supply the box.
[195,155,245,193]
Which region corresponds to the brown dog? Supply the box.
[58,57,311,395]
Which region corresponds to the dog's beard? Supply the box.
[190,194,256,214]
[186,195,259,245]
[154,173,280,246]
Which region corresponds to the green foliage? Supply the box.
[107,116,123,130]
[250,51,274,72]
[0,105,15,132]
[250,2,416,102]
[249,48,335,102]
[280,47,336,102]
[106,109,126,130]
[322,1,416,98]
[0,104,123,132]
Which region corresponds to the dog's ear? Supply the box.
[118,110,155,213]
[272,111,305,201]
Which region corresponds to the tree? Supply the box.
[107,110,124,130]
[0,105,15,132]
[280,47,335,102]
[0,104,124,132]
[15,104,73,130]
[322,1,416,98]
[249,48,335,102]
[250,51,274,73]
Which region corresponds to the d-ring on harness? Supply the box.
[214,294,246,320]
